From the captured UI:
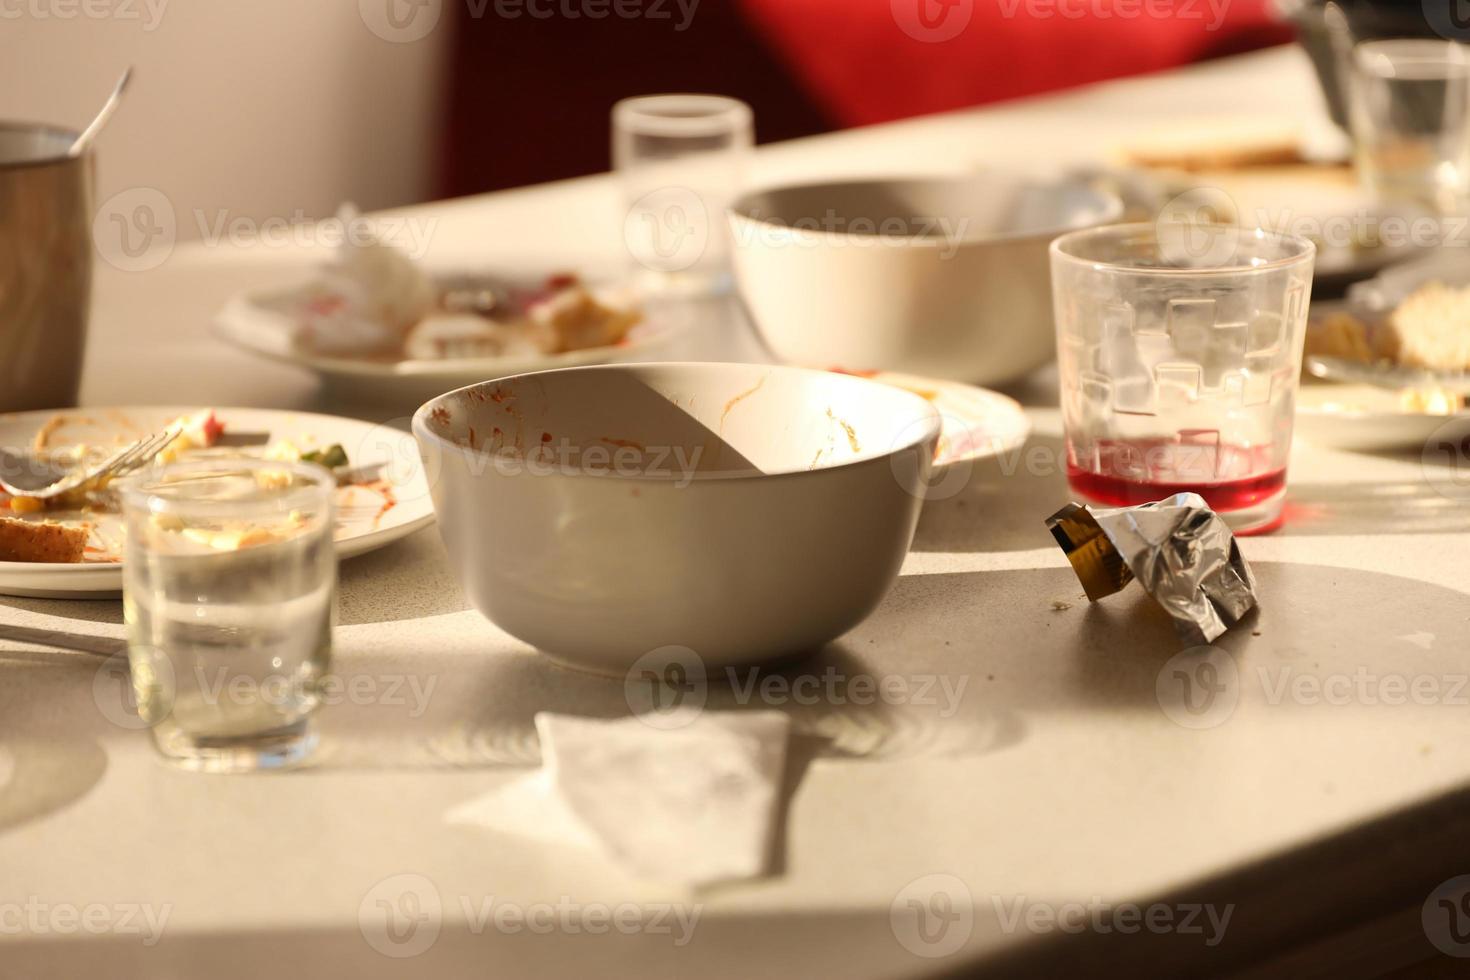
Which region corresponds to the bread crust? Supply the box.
[0,517,89,563]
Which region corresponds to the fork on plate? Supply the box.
[0,426,179,501]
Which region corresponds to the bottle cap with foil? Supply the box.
[1046,492,1258,645]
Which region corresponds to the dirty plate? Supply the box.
[0,407,433,598]
[833,370,1031,467]
[212,276,688,407]
[1296,383,1470,452]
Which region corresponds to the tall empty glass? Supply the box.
[1349,39,1470,214]
[1051,223,1316,534]
[614,94,753,294]
[122,459,335,772]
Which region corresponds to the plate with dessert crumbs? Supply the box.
[1301,266,1470,450]
[212,215,687,406]
[0,407,434,598]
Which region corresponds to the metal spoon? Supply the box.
[69,67,133,158]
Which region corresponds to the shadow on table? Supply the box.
[914,430,1470,549]
[782,560,1469,719]
[913,433,1069,554]
[0,905,925,980]
[309,555,1470,770]
[0,651,111,835]
[7,559,1465,765]
[336,528,470,625]
[0,735,107,837]
[0,596,122,624]
[312,639,1027,771]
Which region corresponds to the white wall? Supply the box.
[0,0,449,238]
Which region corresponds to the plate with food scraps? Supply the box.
[1300,260,1470,449]
[829,370,1030,466]
[0,407,434,597]
[214,260,687,406]
[1295,380,1470,452]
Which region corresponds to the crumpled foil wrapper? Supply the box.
[1046,492,1257,645]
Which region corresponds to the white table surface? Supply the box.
[5,45,1470,979]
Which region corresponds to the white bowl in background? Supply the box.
[413,362,940,675]
[729,174,1122,385]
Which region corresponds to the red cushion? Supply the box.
[738,0,1293,127]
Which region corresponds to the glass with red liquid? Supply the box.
[1050,223,1315,534]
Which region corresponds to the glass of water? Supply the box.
[1350,39,1470,214]
[121,458,335,773]
[613,94,753,294]
[1051,223,1316,534]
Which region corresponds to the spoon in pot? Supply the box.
[69,67,133,157]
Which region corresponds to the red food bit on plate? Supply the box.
[198,410,225,447]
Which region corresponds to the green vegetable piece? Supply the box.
[301,444,348,469]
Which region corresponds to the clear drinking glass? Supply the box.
[121,458,336,772]
[1349,39,1470,214]
[1050,223,1316,534]
[613,94,753,294]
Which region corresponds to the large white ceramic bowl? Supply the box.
[729,174,1123,385]
[413,362,940,675]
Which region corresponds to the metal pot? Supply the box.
[0,123,93,411]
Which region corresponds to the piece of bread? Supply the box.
[1305,310,1399,365]
[1386,281,1470,372]
[529,288,640,354]
[0,517,89,563]
[1118,118,1304,173]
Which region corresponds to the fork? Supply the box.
[0,426,179,501]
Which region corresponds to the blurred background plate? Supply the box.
[212,277,690,408]
[1296,381,1470,451]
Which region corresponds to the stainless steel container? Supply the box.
[0,123,93,411]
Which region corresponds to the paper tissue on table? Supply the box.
[1046,492,1258,645]
[447,710,791,889]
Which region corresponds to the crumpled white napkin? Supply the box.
[446,710,791,888]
